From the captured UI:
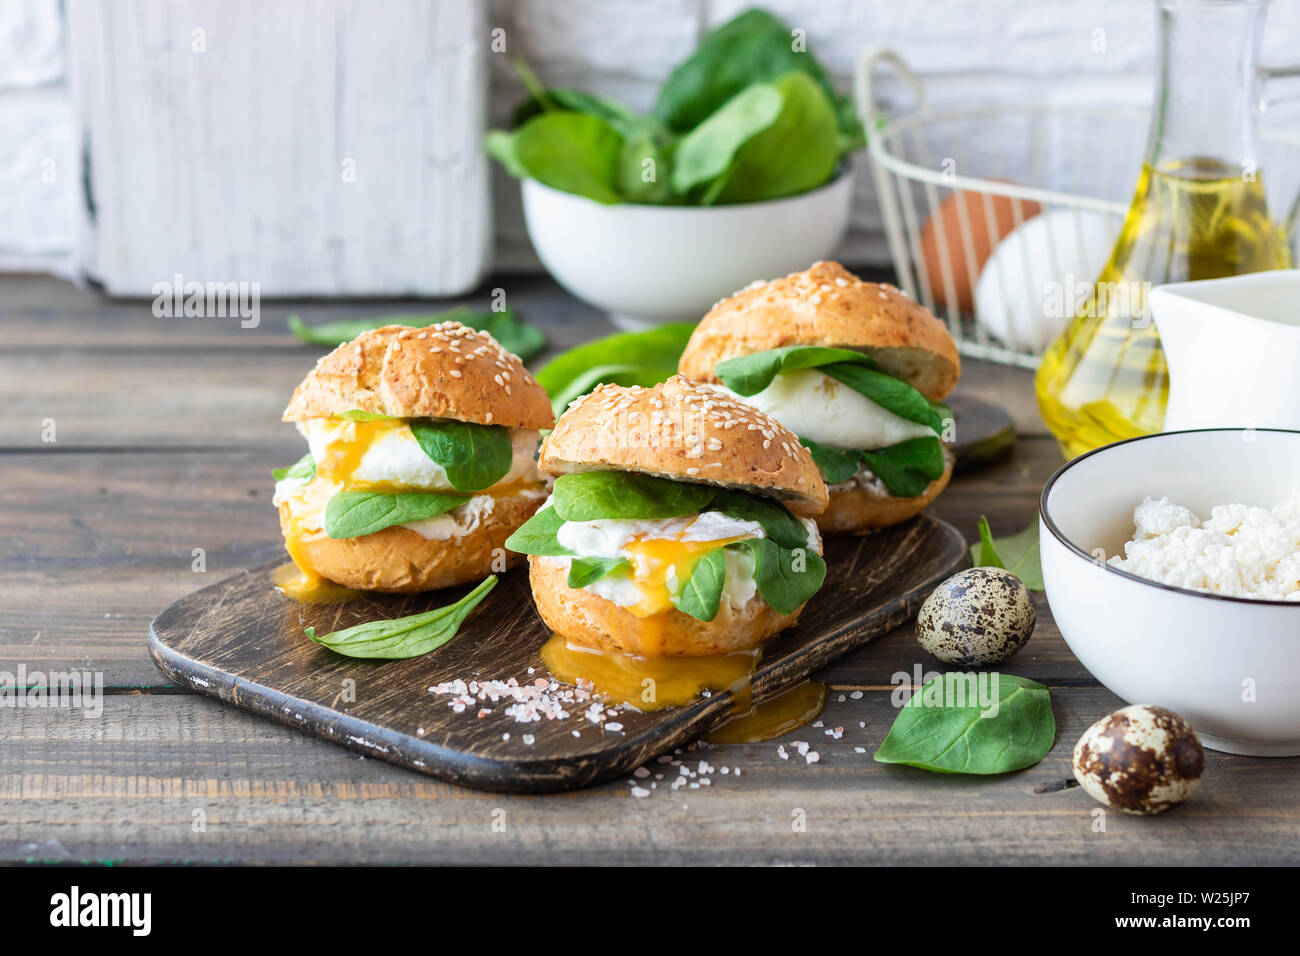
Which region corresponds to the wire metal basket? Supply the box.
[854,47,1300,369]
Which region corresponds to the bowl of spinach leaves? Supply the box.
[487,8,864,330]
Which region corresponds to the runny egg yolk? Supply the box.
[618,533,752,621]
[274,419,403,603]
[314,419,410,492]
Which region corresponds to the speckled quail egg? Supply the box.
[1072,705,1204,815]
[915,567,1036,665]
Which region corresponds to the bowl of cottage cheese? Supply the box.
[1040,428,1300,756]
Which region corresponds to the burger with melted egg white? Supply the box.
[678,261,961,534]
[273,322,554,595]
[505,375,829,657]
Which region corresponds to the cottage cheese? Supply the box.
[1108,488,1300,600]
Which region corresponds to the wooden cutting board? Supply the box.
[148,515,968,793]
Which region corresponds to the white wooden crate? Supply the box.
[66,0,490,296]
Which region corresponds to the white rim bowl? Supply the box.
[1039,428,1300,756]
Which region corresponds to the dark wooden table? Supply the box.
[3,274,1296,865]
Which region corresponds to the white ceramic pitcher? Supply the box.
[1150,270,1300,431]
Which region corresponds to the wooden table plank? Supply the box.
[1,275,1045,449]
[1,692,1292,865]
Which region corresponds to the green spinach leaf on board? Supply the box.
[551,471,718,522]
[669,83,784,197]
[535,323,697,414]
[324,490,468,539]
[306,576,497,659]
[709,489,809,549]
[730,537,826,615]
[504,506,573,556]
[971,515,1045,591]
[286,308,545,363]
[409,420,513,492]
[511,110,625,204]
[698,72,840,206]
[566,556,631,589]
[673,548,728,622]
[874,674,1055,774]
[797,437,861,484]
[653,7,860,143]
[857,436,947,499]
[272,453,316,482]
[714,344,870,396]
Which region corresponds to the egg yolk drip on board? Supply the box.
[273,418,542,602]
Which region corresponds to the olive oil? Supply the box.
[1035,158,1291,458]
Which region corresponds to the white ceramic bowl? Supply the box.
[521,173,854,330]
[1040,428,1300,756]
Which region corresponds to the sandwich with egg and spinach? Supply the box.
[272,322,555,597]
[678,261,960,533]
[505,375,829,657]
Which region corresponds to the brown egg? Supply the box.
[918,186,1042,312]
[1072,705,1205,815]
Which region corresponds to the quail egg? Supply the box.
[1072,705,1204,815]
[915,567,1036,665]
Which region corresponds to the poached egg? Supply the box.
[714,369,934,450]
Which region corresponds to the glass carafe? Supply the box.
[1035,0,1293,459]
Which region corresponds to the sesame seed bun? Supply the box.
[528,557,804,656]
[279,486,547,593]
[282,322,554,430]
[817,449,955,534]
[678,261,960,401]
[538,375,828,515]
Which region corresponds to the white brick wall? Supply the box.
[4,0,1300,281]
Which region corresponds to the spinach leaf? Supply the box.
[551,471,717,522]
[340,409,396,422]
[286,308,545,363]
[512,111,624,204]
[821,362,945,434]
[504,506,573,557]
[701,72,840,205]
[674,548,727,622]
[731,537,825,615]
[272,453,316,482]
[324,490,468,539]
[306,575,497,660]
[709,489,808,549]
[971,515,1044,591]
[618,131,675,204]
[511,85,646,139]
[485,129,528,178]
[654,8,856,142]
[714,345,870,396]
[567,556,631,589]
[409,420,513,492]
[715,345,943,434]
[874,674,1055,774]
[669,83,784,197]
[857,436,947,499]
[535,323,697,414]
[797,437,861,484]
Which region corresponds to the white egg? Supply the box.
[974,208,1116,351]
[298,420,540,491]
[715,369,934,449]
